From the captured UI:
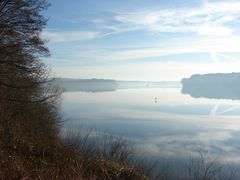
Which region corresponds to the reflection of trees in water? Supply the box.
[58,79,181,93]
[57,79,118,92]
[181,73,240,100]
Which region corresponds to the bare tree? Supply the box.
[0,0,61,153]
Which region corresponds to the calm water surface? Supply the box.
[62,87,240,167]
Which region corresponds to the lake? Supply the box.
[61,85,240,174]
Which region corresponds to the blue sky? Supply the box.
[43,0,240,81]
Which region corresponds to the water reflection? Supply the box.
[181,73,240,100]
[58,78,181,92]
[62,88,240,168]
[57,78,118,92]
[181,84,240,100]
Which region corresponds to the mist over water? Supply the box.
[61,80,240,175]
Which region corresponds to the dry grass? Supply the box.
[0,126,238,180]
[0,130,149,180]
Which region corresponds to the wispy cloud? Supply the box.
[67,1,240,64]
[114,1,240,37]
[42,31,99,43]
[46,1,240,80]
[47,1,240,43]
[93,36,240,61]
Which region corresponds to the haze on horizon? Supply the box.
[44,0,240,81]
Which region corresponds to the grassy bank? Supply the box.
[0,130,149,179]
[1,126,237,180]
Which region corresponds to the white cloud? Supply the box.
[197,25,233,36]
[55,35,240,63]
[46,1,240,80]
[114,1,240,37]
[98,36,240,61]
[42,31,99,43]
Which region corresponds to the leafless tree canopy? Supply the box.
[0,0,60,152]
